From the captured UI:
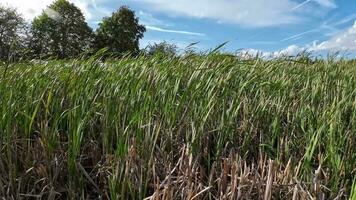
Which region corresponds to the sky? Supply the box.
[2,0,356,57]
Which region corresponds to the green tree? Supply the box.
[0,5,27,60]
[95,6,146,55]
[146,41,178,57]
[31,0,93,58]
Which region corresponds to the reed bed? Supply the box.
[0,54,355,199]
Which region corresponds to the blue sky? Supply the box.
[3,0,356,56]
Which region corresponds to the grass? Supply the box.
[0,53,355,199]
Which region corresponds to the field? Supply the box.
[0,54,355,199]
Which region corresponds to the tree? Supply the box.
[0,5,27,60]
[95,6,146,55]
[31,0,93,58]
[146,41,178,57]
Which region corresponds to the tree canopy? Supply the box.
[31,0,93,58]
[95,6,146,55]
[146,41,178,57]
[0,2,148,60]
[0,5,27,60]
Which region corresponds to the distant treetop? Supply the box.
[95,6,146,55]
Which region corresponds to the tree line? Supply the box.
[0,0,147,61]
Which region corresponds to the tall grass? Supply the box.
[0,54,355,199]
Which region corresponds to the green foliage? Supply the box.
[95,6,146,55]
[30,0,93,58]
[2,2,148,60]
[146,41,178,57]
[0,5,28,61]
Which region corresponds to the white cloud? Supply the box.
[278,45,306,55]
[240,44,306,59]
[310,20,356,51]
[0,0,96,21]
[1,0,53,21]
[241,21,356,59]
[135,0,336,27]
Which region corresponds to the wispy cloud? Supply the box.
[332,13,356,27]
[138,11,171,27]
[136,0,300,27]
[135,0,337,27]
[291,0,312,11]
[146,25,206,37]
[281,29,318,42]
[281,11,353,43]
[276,20,356,55]
[313,0,337,9]
[291,0,336,11]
